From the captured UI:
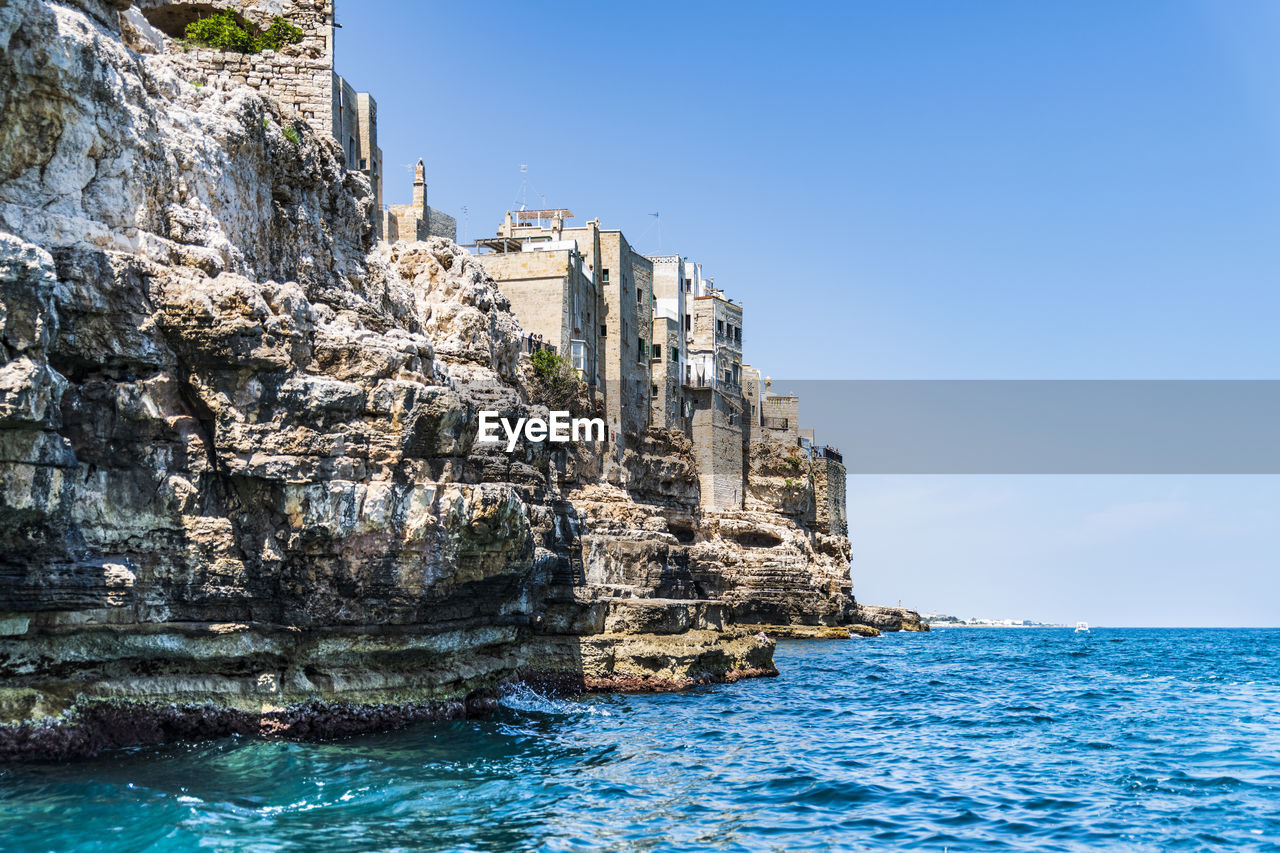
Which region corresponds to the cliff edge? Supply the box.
[0,0,888,760]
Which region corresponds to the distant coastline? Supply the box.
[923,614,1067,628]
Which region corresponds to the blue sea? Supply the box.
[2,628,1278,851]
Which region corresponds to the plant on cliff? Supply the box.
[529,349,583,411]
[184,12,256,52]
[260,16,304,50]
[184,12,303,54]
[282,124,301,146]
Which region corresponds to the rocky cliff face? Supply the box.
[0,0,852,759]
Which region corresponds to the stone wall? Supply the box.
[478,248,598,382]
[760,393,799,445]
[651,315,682,431]
[690,390,745,509]
[144,0,336,136]
[810,453,848,537]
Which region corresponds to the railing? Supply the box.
[520,334,556,356]
[683,372,713,389]
[818,445,843,463]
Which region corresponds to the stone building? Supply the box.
[685,286,745,509]
[809,447,849,537]
[757,379,800,447]
[474,210,600,390]
[333,75,382,223]
[384,159,458,243]
[485,211,652,448]
[648,255,694,432]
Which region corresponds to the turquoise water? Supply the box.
[2,628,1278,851]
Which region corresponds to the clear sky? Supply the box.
[338,1,1280,626]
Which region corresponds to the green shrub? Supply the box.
[184,12,303,54]
[282,124,301,146]
[260,16,304,50]
[529,349,582,410]
[184,12,256,52]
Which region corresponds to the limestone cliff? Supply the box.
[0,0,860,760]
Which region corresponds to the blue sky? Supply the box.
[339,1,1279,625]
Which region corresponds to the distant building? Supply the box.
[384,159,457,243]
[648,256,694,432]
[685,284,745,509]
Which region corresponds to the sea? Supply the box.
[1,628,1277,852]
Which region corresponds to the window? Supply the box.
[684,278,692,292]
[359,158,367,170]
[600,324,607,337]
[671,347,679,363]
[734,326,742,343]
[651,383,659,399]
[637,287,642,304]
[725,369,732,385]
[732,364,740,385]
[652,344,662,361]
[570,340,587,374]
[717,319,725,336]
[601,269,610,283]
[684,315,691,331]
[637,338,646,362]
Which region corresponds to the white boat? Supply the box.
[1075,621,1090,633]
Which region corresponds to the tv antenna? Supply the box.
[649,211,661,252]
[514,164,529,211]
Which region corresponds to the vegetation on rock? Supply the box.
[529,349,583,410]
[184,12,303,54]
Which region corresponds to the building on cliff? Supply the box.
[685,284,746,509]
[384,159,458,243]
[473,210,601,390]
[476,210,654,448]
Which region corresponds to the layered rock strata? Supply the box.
[0,0,870,760]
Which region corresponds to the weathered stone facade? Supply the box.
[487,215,652,451]
[686,290,745,509]
[476,244,600,389]
[810,449,849,537]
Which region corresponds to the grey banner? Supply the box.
[770,380,1280,474]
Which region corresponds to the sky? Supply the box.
[338,1,1280,626]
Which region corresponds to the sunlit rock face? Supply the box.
[0,0,856,759]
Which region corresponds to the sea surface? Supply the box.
[2,628,1278,852]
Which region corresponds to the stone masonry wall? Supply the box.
[143,0,336,136]
[810,454,848,537]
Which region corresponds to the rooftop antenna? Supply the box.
[461,205,469,244]
[515,164,528,212]
[649,211,661,252]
